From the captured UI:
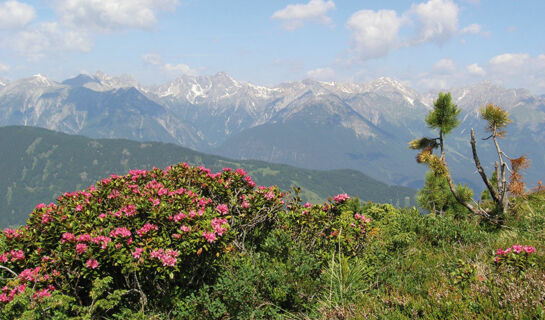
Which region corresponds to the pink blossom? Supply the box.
[110,227,131,238]
[523,246,536,254]
[171,212,187,222]
[34,289,52,300]
[18,267,41,282]
[91,236,112,249]
[303,202,312,208]
[333,193,351,203]
[180,225,191,233]
[496,248,505,256]
[122,205,136,217]
[235,168,247,176]
[85,258,99,269]
[203,231,217,243]
[75,204,83,212]
[264,191,275,200]
[0,253,7,263]
[158,187,169,196]
[75,243,88,255]
[137,223,159,237]
[354,213,371,224]
[216,204,229,215]
[98,213,107,219]
[76,234,91,242]
[35,203,46,209]
[512,244,523,254]
[108,189,119,199]
[244,175,256,187]
[10,250,25,261]
[241,201,250,208]
[61,233,75,243]
[149,198,160,206]
[132,247,144,259]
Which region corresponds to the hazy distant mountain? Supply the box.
[0,72,543,190]
[0,126,415,227]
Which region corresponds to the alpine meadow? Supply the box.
[1,0,544,319]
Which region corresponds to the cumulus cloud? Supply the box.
[52,0,179,31]
[408,0,459,45]
[10,22,92,59]
[0,62,9,73]
[433,58,456,73]
[0,1,36,30]
[306,67,335,80]
[489,53,530,69]
[467,63,486,76]
[346,9,404,60]
[164,63,198,77]
[142,53,163,65]
[272,0,335,31]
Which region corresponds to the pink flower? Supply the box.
[149,198,160,206]
[523,246,536,254]
[10,250,25,261]
[0,253,7,263]
[76,243,88,255]
[203,231,217,243]
[75,204,83,212]
[35,203,46,209]
[110,227,131,238]
[137,223,159,237]
[354,213,371,224]
[264,191,275,200]
[98,213,107,219]
[85,258,99,269]
[241,201,250,208]
[61,233,75,243]
[216,204,229,215]
[171,212,187,222]
[496,248,505,256]
[108,189,119,199]
[34,289,51,300]
[180,225,191,233]
[91,236,112,249]
[235,168,247,176]
[122,205,136,217]
[158,188,168,196]
[244,175,256,187]
[512,244,523,254]
[77,234,91,242]
[303,202,312,208]
[132,247,144,259]
[333,193,351,203]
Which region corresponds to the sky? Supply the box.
[0,0,544,94]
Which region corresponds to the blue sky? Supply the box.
[0,0,544,93]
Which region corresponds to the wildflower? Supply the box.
[216,204,228,215]
[85,258,99,269]
[523,246,536,254]
[108,189,119,199]
[61,232,75,243]
[137,223,159,237]
[512,244,523,254]
[203,231,217,243]
[333,193,351,203]
[180,225,191,233]
[10,250,25,261]
[132,247,144,259]
[76,243,88,255]
[110,227,131,238]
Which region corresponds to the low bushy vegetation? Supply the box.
[1,162,544,319]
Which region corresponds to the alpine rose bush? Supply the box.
[0,163,284,312]
[494,244,537,273]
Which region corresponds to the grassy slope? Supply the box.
[0,126,415,227]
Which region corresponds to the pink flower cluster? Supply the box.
[354,213,371,224]
[211,218,228,236]
[496,244,536,256]
[150,249,179,267]
[137,223,159,237]
[216,204,229,215]
[0,284,27,303]
[110,227,131,238]
[86,258,99,269]
[333,193,351,203]
[0,250,25,263]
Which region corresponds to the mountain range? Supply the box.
[0,72,543,190]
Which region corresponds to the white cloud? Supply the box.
[52,0,179,32]
[408,0,459,45]
[489,53,530,69]
[10,22,92,59]
[433,58,455,73]
[467,63,486,76]
[272,0,335,31]
[306,67,335,80]
[346,9,404,60]
[164,63,198,77]
[461,23,481,35]
[0,1,36,30]
[142,53,163,65]
[0,62,9,73]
